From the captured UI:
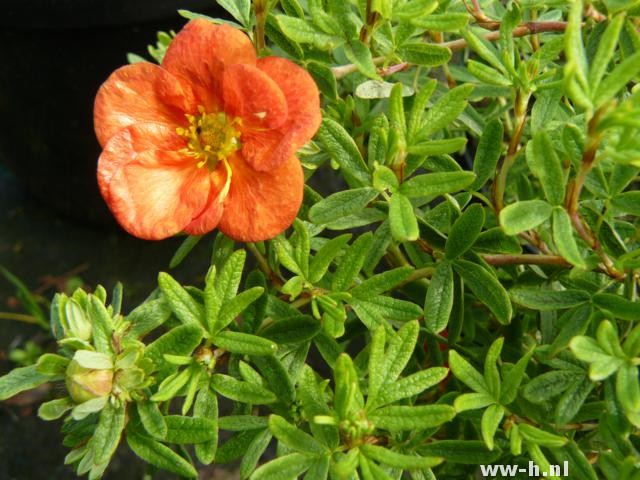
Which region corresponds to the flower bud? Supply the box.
[63,299,93,341]
[65,359,113,404]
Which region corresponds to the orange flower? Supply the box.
[94,20,321,241]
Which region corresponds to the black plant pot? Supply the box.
[0,0,223,227]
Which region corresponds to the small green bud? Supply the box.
[65,359,113,404]
[63,299,93,341]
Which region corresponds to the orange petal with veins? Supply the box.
[162,20,256,111]
[94,63,194,146]
[101,148,209,241]
[240,57,321,172]
[183,164,229,235]
[223,63,288,131]
[219,154,304,242]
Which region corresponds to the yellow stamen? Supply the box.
[176,107,242,170]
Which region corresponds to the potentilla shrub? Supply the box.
[1,0,640,478]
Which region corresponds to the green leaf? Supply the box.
[481,404,504,450]
[126,430,197,478]
[369,405,456,430]
[400,171,476,198]
[611,191,640,216]
[408,79,437,141]
[552,208,586,269]
[214,331,277,356]
[463,29,506,74]
[550,441,598,480]
[360,444,442,469]
[411,13,469,31]
[240,429,272,480]
[471,119,503,190]
[467,60,511,86]
[453,392,495,412]
[317,119,371,188]
[35,353,69,377]
[307,61,338,101]
[89,401,126,471]
[334,353,360,419]
[510,287,590,311]
[408,138,467,157]
[500,348,534,405]
[88,296,115,355]
[217,430,262,464]
[380,320,420,386]
[250,452,314,480]
[145,324,203,374]
[616,364,640,413]
[261,316,321,344]
[309,189,378,225]
[499,200,553,235]
[526,132,566,206]
[253,355,296,404]
[394,0,438,20]
[595,50,640,106]
[332,233,374,291]
[327,0,358,38]
[417,84,474,138]
[38,397,74,421]
[518,424,567,448]
[589,13,626,89]
[449,350,489,394]
[214,287,264,334]
[212,374,277,404]
[523,371,583,404]
[418,440,500,464]
[555,376,593,424]
[137,401,168,439]
[170,235,202,269]
[593,293,640,321]
[376,367,448,406]
[474,228,521,254]
[158,272,203,327]
[308,234,352,283]
[219,416,269,431]
[0,365,52,401]
[531,87,563,133]
[216,0,250,26]
[389,193,419,242]
[344,39,379,79]
[398,43,451,66]
[445,204,485,259]
[276,15,338,49]
[163,415,217,444]
[351,267,413,299]
[565,0,588,86]
[424,261,454,333]
[453,260,512,325]
[128,299,172,338]
[268,415,326,455]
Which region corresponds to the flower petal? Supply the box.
[97,123,185,203]
[94,63,194,146]
[240,57,321,172]
[162,20,256,110]
[183,165,229,235]
[219,155,303,241]
[223,63,288,131]
[104,150,210,240]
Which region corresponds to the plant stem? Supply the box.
[0,312,42,325]
[246,242,283,287]
[481,254,571,267]
[253,0,267,53]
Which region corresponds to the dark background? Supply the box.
[0,1,238,478]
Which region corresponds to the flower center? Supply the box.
[177,106,241,169]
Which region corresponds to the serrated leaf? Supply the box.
[499,200,553,235]
[454,260,512,324]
